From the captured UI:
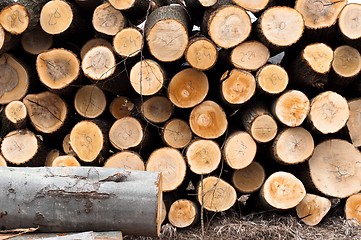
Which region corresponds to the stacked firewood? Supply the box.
[0,0,361,233]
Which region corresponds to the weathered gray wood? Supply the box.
[0,167,162,237]
[6,231,123,240]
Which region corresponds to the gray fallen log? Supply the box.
[0,167,162,237]
[8,231,122,240]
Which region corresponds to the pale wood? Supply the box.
[52,155,81,167]
[109,96,135,119]
[104,151,145,171]
[345,193,361,225]
[141,96,173,124]
[272,127,314,165]
[232,0,272,13]
[74,85,107,119]
[0,167,162,237]
[93,2,126,36]
[184,36,218,71]
[232,161,265,194]
[241,102,278,143]
[0,154,7,166]
[36,48,80,91]
[109,117,144,150]
[261,171,306,210]
[44,149,61,166]
[256,64,288,95]
[21,27,53,55]
[231,40,270,71]
[189,100,228,139]
[309,91,349,134]
[0,54,29,105]
[0,3,29,34]
[295,0,346,30]
[82,45,116,80]
[23,92,67,134]
[220,69,256,105]
[197,176,237,212]
[338,3,361,44]
[69,120,106,162]
[303,43,334,74]
[296,193,331,226]
[168,199,199,228]
[186,139,221,174]
[308,139,361,198]
[146,147,187,192]
[62,134,73,155]
[162,119,192,149]
[205,4,251,49]
[273,90,310,127]
[40,0,73,35]
[1,130,44,166]
[223,131,257,170]
[129,59,165,96]
[3,100,27,127]
[347,98,361,147]
[256,6,304,52]
[113,27,143,58]
[145,5,189,62]
[161,200,167,224]
[80,38,113,60]
[7,231,123,240]
[168,68,209,108]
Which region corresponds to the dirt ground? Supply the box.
[124,211,361,240]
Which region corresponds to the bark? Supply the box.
[0,167,162,237]
[347,98,361,147]
[296,193,331,226]
[3,231,123,240]
[75,0,104,13]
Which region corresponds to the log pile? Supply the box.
[0,0,361,236]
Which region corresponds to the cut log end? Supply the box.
[197,176,237,212]
[168,68,209,108]
[186,139,221,174]
[260,7,304,48]
[74,85,107,119]
[0,3,29,35]
[109,96,135,120]
[62,134,73,155]
[93,3,126,36]
[4,100,27,125]
[80,38,113,60]
[168,199,199,228]
[113,27,143,58]
[0,154,7,166]
[0,54,29,105]
[332,45,361,78]
[189,100,228,139]
[108,0,136,10]
[130,59,165,96]
[273,127,314,165]
[309,91,349,134]
[232,161,265,194]
[45,149,61,166]
[251,115,278,143]
[256,64,288,95]
[220,69,256,105]
[21,27,53,55]
[199,0,217,7]
[185,37,218,71]
[296,193,331,226]
[231,40,270,71]
[109,117,144,150]
[141,96,173,124]
[339,3,361,41]
[274,90,310,127]
[23,92,67,134]
[40,0,73,35]
[345,194,361,225]
[208,5,251,49]
[232,0,271,12]
[223,131,257,170]
[1,130,39,165]
[309,139,361,198]
[162,119,192,149]
[347,99,361,147]
[52,155,81,167]
[146,147,186,192]
[104,151,145,171]
[36,48,80,90]
[295,0,346,29]
[82,46,116,80]
[303,43,334,74]
[70,120,104,162]
[261,171,306,210]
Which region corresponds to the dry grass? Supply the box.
[124,211,361,240]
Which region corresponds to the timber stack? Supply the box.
[0,0,361,236]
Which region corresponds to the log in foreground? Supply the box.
[2,231,123,240]
[0,167,162,237]
[345,193,361,225]
[296,193,331,226]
